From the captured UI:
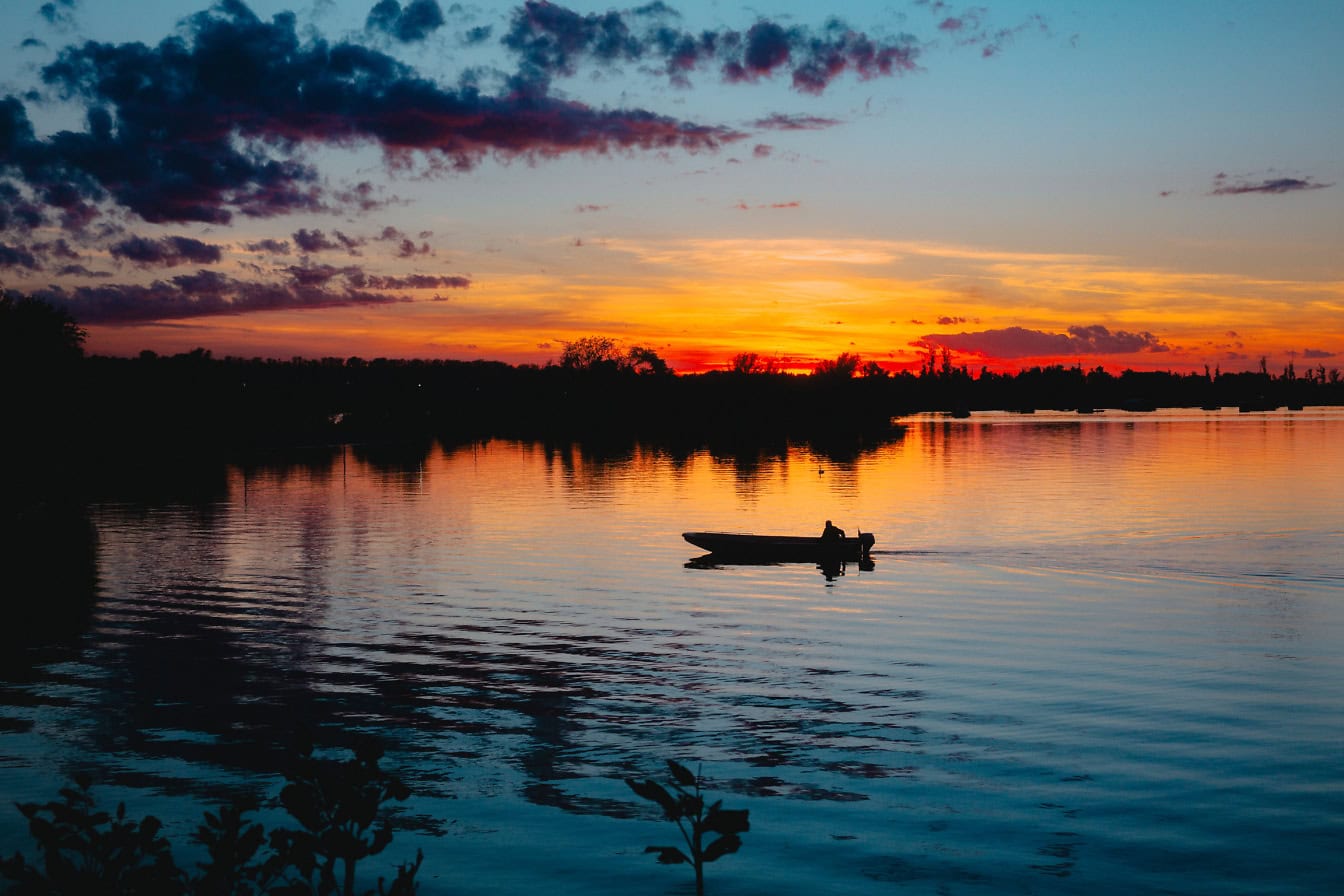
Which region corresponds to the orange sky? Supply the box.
[4,1,1341,375]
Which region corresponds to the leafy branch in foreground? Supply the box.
[625,760,749,896]
[0,774,180,894]
[1,742,422,896]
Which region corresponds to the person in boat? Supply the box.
[820,520,846,542]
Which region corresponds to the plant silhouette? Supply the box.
[626,760,750,896]
[1,741,421,896]
[271,738,415,896]
[0,773,182,894]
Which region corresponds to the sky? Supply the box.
[1,0,1340,373]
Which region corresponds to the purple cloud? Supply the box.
[921,324,1171,358]
[1210,173,1333,195]
[751,112,842,131]
[0,242,41,269]
[292,228,365,254]
[505,2,920,94]
[0,1,740,240]
[396,238,433,257]
[244,238,292,254]
[110,235,224,267]
[35,263,471,324]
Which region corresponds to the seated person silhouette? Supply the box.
[820,520,845,542]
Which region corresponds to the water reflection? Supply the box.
[2,415,1341,895]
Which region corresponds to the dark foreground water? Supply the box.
[3,408,1342,894]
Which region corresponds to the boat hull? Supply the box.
[683,531,875,562]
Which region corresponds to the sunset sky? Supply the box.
[1,0,1340,373]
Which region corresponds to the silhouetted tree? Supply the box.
[559,336,624,370]
[0,291,85,370]
[627,344,671,375]
[813,352,861,378]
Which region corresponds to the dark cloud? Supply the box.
[244,238,292,254]
[0,1,739,240]
[1302,349,1335,360]
[0,242,41,269]
[35,262,470,324]
[39,1,79,30]
[33,237,80,260]
[751,112,842,131]
[921,324,1170,358]
[396,238,433,257]
[504,2,920,94]
[55,263,109,277]
[110,235,225,267]
[292,228,364,254]
[366,0,446,43]
[1209,173,1333,196]
[936,315,970,325]
[462,25,493,45]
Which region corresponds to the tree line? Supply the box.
[4,294,1342,479]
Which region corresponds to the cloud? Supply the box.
[244,238,292,254]
[293,228,365,254]
[0,242,41,269]
[733,199,800,210]
[921,324,1171,358]
[921,5,1048,58]
[55,263,110,277]
[751,112,842,131]
[366,0,446,43]
[1209,173,1333,195]
[1302,348,1335,360]
[39,0,79,30]
[396,238,433,257]
[35,263,470,324]
[0,1,740,238]
[503,2,920,94]
[110,235,225,267]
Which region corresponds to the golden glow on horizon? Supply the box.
[80,234,1344,375]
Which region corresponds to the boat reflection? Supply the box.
[685,553,875,581]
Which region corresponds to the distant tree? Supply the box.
[729,352,764,374]
[859,360,888,378]
[627,344,671,375]
[560,336,623,370]
[729,352,781,374]
[813,352,861,379]
[560,337,671,375]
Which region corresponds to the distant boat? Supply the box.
[683,531,875,562]
[1201,404,1221,411]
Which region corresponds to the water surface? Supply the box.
[3,408,1342,894]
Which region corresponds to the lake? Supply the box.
[2,408,1342,894]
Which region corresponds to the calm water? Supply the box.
[3,408,1342,894]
